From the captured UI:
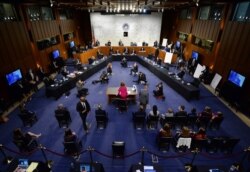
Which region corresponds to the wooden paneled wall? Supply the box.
[30,20,60,41]
[0,22,34,97]
[192,20,220,41]
[215,22,250,94]
[177,19,192,34]
[0,22,33,74]
[60,19,76,34]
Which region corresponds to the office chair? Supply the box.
[205,137,222,154]
[55,112,72,128]
[18,112,38,127]
[63,141,82,157]
[13,139,38,153]
[117,99,128,112]
[220,138,240,154]
[132,112,146,129]
[157,137,173,152]
[112,141,125,159]
[191,138,207,152]
[147,115,159,130]
[95,111,108,129]
[209,117,224,130]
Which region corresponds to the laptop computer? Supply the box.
[18,159,29,169]
[80,164,95,172]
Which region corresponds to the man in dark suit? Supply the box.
[95,104,108,119]
[55,104,70,116]
[175,105,187,117]
[76,96,91,134]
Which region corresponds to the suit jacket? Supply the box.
[175,111,187,117]
[55,108,70,117]
[139,88,149,105]
[76,100,91,116]
[95,109,107,116]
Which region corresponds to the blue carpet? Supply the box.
[0,61,250,172]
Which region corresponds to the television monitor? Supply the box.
[69,41,75,48]
[6,69,22,86]
[228,70,246,87]
[176,41,181,48]
[191,51,199,61]
[52,49,60,59]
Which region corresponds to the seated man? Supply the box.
[175,105,187,117]
[88,56,95,65]
[132,105,146,120]
[92,71,109,84]
[153,82,163,97]
[177,66,185,79]
[95,104,109,120]
[64,128,82,156]
[123,47,129,55]
[154,40,158,47]
[156,57,162,66]
[107,40,111,46]
[134,72,147,85]
[121,57,128,68]
[97,49,103,59]
[95,40,100,46]
[61,66,69,77]
[109,47,114,55]
[118,40,123,46]
[55,104,71,120]
[131,48,136,55]
[76,79,88,96]
[13,128,41,152]
[26,68,39,92]
[130,62,138,75]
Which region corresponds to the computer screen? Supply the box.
[176,41,181,48]
[6,69,22,86]
[69,41,75,48]
[52,49,60,59]
[18,159,29,169]
[191,51,199,61]
[228,70,246,87]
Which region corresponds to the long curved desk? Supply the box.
[47,49,199,101]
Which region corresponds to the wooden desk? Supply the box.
[106,87,137,103]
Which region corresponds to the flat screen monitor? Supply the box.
[228,70,246,87]
[6,69,22,86]
[176,41,181,48]
[191,51,199,61]
[69,41,75,48]
[52,49,60,59]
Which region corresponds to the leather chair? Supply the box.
[55,112,72,128]
[157,137,173,152]
[117,99,128,112]
[147,115,159,130]
[132,112,146,129]
[18,112,38,127]
[220,138,240,154]
[95,110,108,129]
[13,139,38,152]
[191,138,207,152]
[209,117,224,130]
[63,141,82,159]
[112,141,125,159]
